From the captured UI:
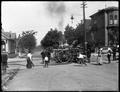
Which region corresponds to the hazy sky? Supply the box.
[1,1,118,46]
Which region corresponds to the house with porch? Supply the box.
[1,29,16,54]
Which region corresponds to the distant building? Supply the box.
[90,6,119,46]
[1,29,16,54]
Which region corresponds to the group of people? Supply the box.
[2,45,118,71]
[96,46,118,65]
[41,49,51,68]
[1,48,51,73]
[26,49,51,69]
[27,46,115,68]
[76,45,118,66]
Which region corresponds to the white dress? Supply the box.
[78,54,84,59]
[97,50,103,64]
[27,53,32,61]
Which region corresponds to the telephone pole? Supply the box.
[104,2,108,46]
[81,1,87,52]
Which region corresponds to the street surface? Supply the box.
[4,53,118,91]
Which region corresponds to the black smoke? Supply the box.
[45,2,66,32]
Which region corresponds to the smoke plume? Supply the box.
[45,2,66,32]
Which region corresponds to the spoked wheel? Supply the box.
[77,58,83,64]
[57,50,72,63]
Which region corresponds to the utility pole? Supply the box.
[104,2,108,46]
[81,1,87,52]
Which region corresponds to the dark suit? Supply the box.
[2,52,8,72]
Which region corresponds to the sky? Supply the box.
[1,1,118,46]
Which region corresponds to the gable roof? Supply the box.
[90,6,118,18]
[2,32,10,39]
[2,31,16,40]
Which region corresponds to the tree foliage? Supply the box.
[64,24,76,45]
[74,23,84,44]
[18,30,37,51]
[41,28,63,49]
[64,23,85,47]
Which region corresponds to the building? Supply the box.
[1,29,17,54]
[90,6,119,46]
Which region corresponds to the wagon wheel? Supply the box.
[77,58,82,64]
[57,50,72,63]
[53,50,61,63]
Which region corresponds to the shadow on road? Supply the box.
[8,61,25,63]
[49,62,72,66]
[102,62,109,64]
[90,63,103,66]
[73,64,87,67]
[8,63,26,66]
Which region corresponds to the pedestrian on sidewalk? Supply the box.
[86,48,91,63]
[43,49,51,68]
[44,56,49,68]
[112,46,116,61]
[107,48,112,64]
[26,50,34,69]
[97,48,102,65]
[41,50,45,64]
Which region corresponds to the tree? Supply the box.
[64,24,76,45]
[18,30,37,52]
[41,28,63,49]
[74,23,84,45]
[64,23,86,47]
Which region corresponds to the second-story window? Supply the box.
[114,15,117,20]
[114,15,118,24]
[109,15,113,25]
[110,15,113,20]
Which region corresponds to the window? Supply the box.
[114,20,118,24]
[109,14,114,25]
[114,15,117,20]
[109,20,113,24]
[109,15,113,20]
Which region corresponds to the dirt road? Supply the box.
[5,58,118,91]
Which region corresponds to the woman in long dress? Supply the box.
[97,49,102,65]
[26,50,34,68]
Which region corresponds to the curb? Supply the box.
[2,68,20,91]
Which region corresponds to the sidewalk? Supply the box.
[8,57,26,62]
[1,57,26,91]
[2,56,43,91]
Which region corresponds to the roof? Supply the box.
[90,6,118,18]
[2,32,10,39]
[2,31,16,40]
